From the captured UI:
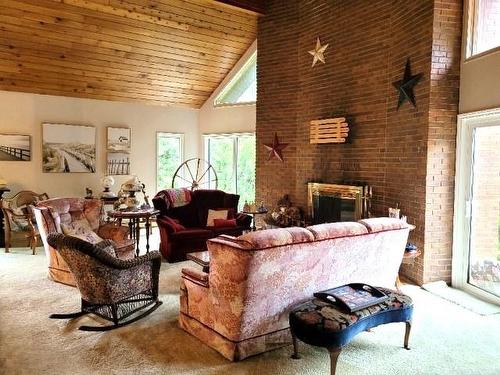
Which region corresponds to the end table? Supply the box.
[242,210,268,231]
[107,208,159,256]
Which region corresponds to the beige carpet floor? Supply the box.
[1,248,500,375]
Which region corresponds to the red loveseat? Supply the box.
[153,189,252,262]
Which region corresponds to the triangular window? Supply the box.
[214,52,256,106]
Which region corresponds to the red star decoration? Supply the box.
[264,133,288,162]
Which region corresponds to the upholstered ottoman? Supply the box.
[289,288,413,375]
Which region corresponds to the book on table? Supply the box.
[313,283,389,313]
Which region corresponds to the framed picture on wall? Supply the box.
[42,123,96,173]
[107,152,130,175]
[107,127,131,152]
[0,134,31,161]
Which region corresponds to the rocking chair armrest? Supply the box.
[112,251,162,270]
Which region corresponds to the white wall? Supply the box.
[198,40,257,147]
[460,50,500,113]
[0,90,199,198]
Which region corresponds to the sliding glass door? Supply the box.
[453,110,500,303]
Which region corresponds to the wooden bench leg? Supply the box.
[327,347,342,375]
[404,320,412,350]
[291,332,301,359]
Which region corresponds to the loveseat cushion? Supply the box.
[359,218,408,233]
[194,190,239,227]
[307,222,368,240]
[238,227,313,249]
[170,228,213,241]
[211,225,247,236]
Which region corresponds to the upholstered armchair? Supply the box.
[47,233,162,331]
[33,197,135,286]
[1,190,49,254]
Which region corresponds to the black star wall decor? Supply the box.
[393,58,423,110]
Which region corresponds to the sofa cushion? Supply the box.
[170,228,213,241]
[358,218,408,233]
[38,198,100,232]
[61,218,103,244]
[238,227,314,249]
[194,190,239,228]
[307,222,368,240]
[170,202,200,228]
[212,225,247,236]
[214,218,237,228]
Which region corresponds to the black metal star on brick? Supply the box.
[393,58,423,109]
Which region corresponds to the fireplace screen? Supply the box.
[308,183,371,224]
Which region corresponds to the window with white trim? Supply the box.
[214,52,257,106]
[467,0,500,57]
[204,133,255,208]
[156,132,183,191]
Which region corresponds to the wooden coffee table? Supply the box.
[187,250,210,273]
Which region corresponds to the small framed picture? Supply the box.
[107,152,130,175]
[0,133,31,161]
[107,127,131,152]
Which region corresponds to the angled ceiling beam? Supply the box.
[213,0,265,15]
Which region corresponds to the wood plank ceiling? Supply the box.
[0,0,258,108]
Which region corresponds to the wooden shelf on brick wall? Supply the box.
[310,117,349,144]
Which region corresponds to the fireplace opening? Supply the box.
[313,195,356,223]
[308,183,371,224]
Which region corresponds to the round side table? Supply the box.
[242,210,268,231]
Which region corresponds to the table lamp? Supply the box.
[100,175,117,198]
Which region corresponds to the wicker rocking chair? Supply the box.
[47,233,162,331]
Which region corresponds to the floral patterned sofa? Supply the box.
[179,217,410,361]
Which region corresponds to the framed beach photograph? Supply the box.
[0,134,31,161]
[107,127,131,152]
[107,152,130,175]
[42,123,96,173]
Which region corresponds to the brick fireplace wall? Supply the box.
[256,0,462,284]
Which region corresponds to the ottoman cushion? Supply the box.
[290,288,413,348]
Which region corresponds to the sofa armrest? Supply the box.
[156,216,177,234]
[235,212,252,228]
[182,267,209,288]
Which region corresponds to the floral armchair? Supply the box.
[1,190,49,254]
[47,233,162,331]
[33,197,135,286]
